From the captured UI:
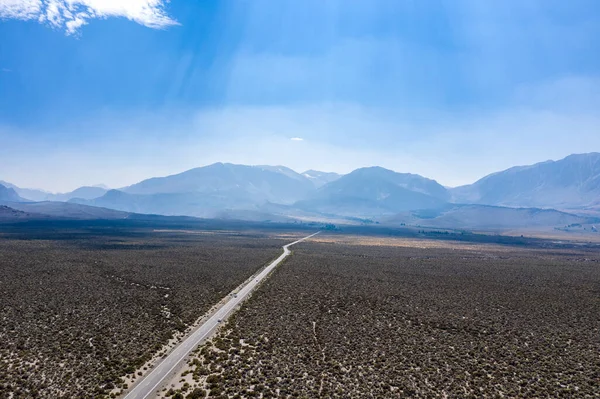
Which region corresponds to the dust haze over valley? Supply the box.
[2,1,600,398]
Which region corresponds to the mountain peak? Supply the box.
[121,163,315,204]
[297,166,449,216]
[92,184,110,190]
[301,170,342,188]
[350,166,398,176]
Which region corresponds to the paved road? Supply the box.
[122,231,320,399]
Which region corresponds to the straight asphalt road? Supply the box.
[122,231,320,399]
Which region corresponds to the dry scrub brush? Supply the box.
[0,229,284,399]
[173,240,600,398]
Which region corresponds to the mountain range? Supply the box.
[121,163,316,204]
[1,153,599,230]
[295,167,449,216]
[450,153,600,209]
[0,181,108,202]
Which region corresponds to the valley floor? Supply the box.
[163,234,600,398]
[2,222,599,399]
[0,223,297,399]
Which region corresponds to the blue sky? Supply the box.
[1,0,600,192]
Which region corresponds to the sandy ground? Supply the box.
[152,336,222,398]
[313,229,600,250]
[499,228,600,243]
[152,229,307,241]
[310,233,516,252]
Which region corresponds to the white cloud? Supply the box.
[0,0,40,19]
[0,0,178,34]
[290,137,303,141]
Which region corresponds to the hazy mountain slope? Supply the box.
[0,181,49,201]
[122,163,315,204]
[451,153,600,208]
[301,170,342,188]
[383,204,594,230]
[257,165,310,183]
[0,181,108,201]
[70,190,146,213]
[73,189,272,218]
[0,205,49,221]
[51,186,108,201]
[213,209,295,223]
[0,184,26,202]
[296,167,449,216]
[319,167,449,200]
[5,201,131,220]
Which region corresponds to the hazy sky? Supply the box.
[1,0,600,192]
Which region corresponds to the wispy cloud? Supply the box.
[290,137,303,141]
[1,67,12,72]
[0,0,178,34]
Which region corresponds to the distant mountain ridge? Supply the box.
[0,181,49,201]
[0,181,108,202]
[53,186,108,201]
[296,167,448,216]
[451,153,600,209]
[121,163,315,205]
[72,164,328,217]
[3,153,600,229]
[301,170,342,188]
[0,184,25,202]
[71,189,269,218]
[5,201,130,220]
